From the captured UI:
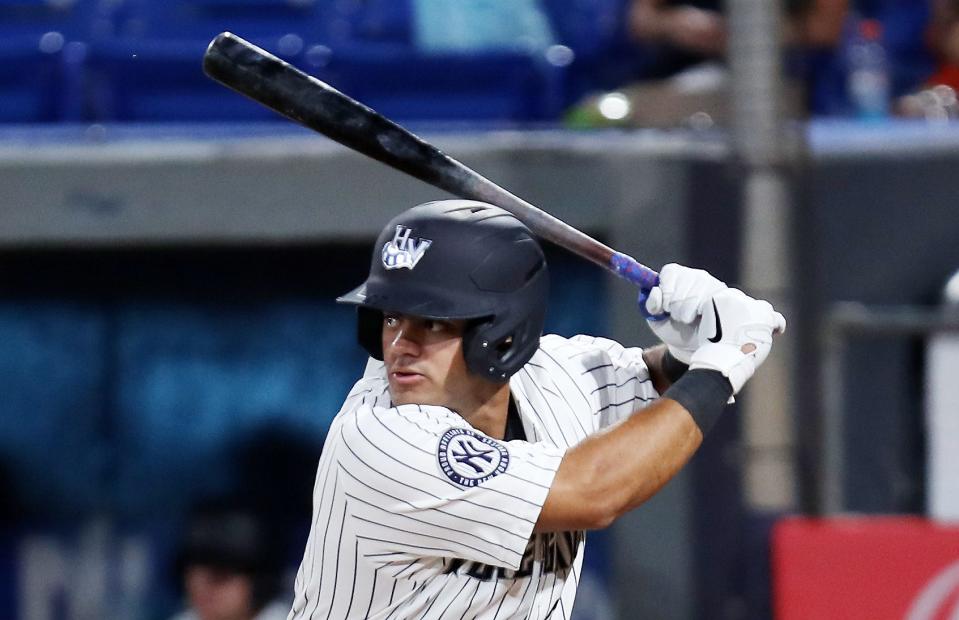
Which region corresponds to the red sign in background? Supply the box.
[772,517,959,620]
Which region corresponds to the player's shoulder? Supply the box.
[539,333,621,352]
[355,401,463,429]
[335,397,467,453]
[535,333,644,370]
[336,377,390,416]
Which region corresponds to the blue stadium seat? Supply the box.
[0,0,568,123]
[0,0,113,122]
[308,43,567,122]
[79,0,328,121]
[323,0,413,46]
[83,38,305,122]
[112,0,323,43]
[0,0,80,38]
[540,0,637,103]
[0,38,75,122]
[540,0,624,58]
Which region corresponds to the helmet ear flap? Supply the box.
[464,312,542,382]
[357,307,384,360]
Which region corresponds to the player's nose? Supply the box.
[385,318,424,357]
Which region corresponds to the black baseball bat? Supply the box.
[202,32,661,300]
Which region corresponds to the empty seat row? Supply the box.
[1,37,572,123]
[2,38,573,123]
[0,0,616,123]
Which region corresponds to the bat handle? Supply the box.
[609,252,668,322]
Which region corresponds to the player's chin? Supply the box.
[387,381,445,408]
[387,379,428,405]
[389,389,434,407]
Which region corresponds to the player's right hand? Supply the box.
[688,288,786,394]
[644,263,728,363]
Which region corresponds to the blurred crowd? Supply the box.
[4,0,959,126]
[568,0,959,126]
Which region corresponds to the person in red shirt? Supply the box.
[926,0,959,88]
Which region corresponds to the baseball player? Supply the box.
[288,200,785,619]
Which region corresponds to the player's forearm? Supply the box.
[536,397,703,532]
[589,397,705,517]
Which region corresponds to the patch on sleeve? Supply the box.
[437,428,510,487]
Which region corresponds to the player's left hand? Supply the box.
[642,263,728,363]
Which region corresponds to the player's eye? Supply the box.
[383,314,399,328]
[424,319,451,333]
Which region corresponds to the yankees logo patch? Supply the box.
[382,225,432,270]
[437,428,509,487]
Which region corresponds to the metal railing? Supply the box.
[820,302,959,514]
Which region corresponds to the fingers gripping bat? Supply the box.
[202,32,664,317]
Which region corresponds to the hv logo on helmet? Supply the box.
[382,225,432,270]
[437,428,510,487]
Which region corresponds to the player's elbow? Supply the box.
[581,473,629,529]
[537,491,619,532]
[537,462,627,532]
[584,499,619,530]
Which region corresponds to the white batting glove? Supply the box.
[644,263,728,363]
[689,288,786,394]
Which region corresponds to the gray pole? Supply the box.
[726,0,799,510]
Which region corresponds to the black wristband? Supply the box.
[663,369,734,435]
[662,349,690,383]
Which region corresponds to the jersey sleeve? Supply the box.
[334,403,564,571]
[560,334,661,429]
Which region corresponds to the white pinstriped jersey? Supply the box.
[288,334,660,620]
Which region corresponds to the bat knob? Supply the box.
[610,252,667,320]
[638,288,668,321]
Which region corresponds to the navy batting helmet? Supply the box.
[337,200,549,381]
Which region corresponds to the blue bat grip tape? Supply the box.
[610,252,667,321]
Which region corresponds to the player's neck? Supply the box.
[458,383,512,440]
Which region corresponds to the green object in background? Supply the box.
[563,98,629,129]
[413,0,555,52]
[563,102,604,129]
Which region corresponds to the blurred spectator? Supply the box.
[565,0,851,126]
[927,0,959,88]
[867,0,934,94]
[626,0,725,79]
[898,0,959,119]
[625,0,849,80]
[225,424,324,568]
[170,502,289,620]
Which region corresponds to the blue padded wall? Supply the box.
[0,245,609,523]
[0,302,109,518]
[112,299,366,517]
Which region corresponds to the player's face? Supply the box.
[183,564,255,620]
[382,313,500,413]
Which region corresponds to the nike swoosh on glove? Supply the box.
[644,263,728,363]
[688,288,786,395]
